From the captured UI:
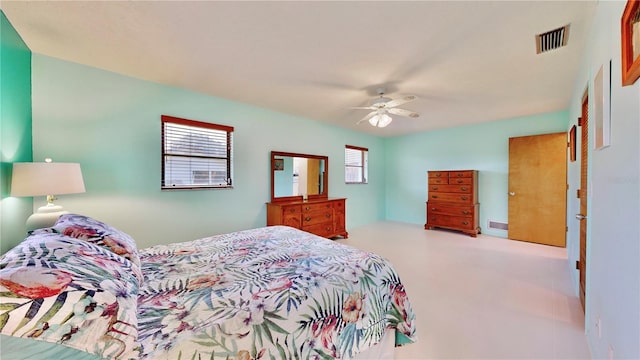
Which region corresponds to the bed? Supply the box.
[0,214,416,359]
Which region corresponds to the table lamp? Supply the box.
[11,159,86,231]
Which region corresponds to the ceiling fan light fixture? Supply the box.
[369,113,393,128]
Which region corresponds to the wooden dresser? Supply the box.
[267,198,348,239]
[424,170,480,237]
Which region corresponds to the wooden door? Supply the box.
[577,95,589,310]
[307,159,320,195]
[508,132,567,246]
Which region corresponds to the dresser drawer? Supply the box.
[282,213,301,228]
[427,215,475,230]
[302,202,332,213]
[428,177,449,185]
[427,202,475,217]
[282,205,301,214]
[303,222,334,237]
[302,209,333,226]
[448,171,474,178]
[331,199,345,211]
[428,171,449,179]
[428,184,472,193]
[428,192,474,204]
[447,177,472,185]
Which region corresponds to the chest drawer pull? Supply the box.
[305,206,311,211]
[435,173,442,177]
[432,195,438,199]
[304,217,311,222]
[290,208,296,213]
[325,213,331,218]
[462,221,469,225]
[431,186,439,190]
[462,210,470,215]
[456,173,464,177]
[461,196,468,201]
[456,179,464,183]
[460,187,468,191]
[431,207,437,211]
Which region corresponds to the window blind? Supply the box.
[345,145,368,184]
[162,115,233,189]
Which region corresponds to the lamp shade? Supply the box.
[11,162,86,197]
[368,113,393,128]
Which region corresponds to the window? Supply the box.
[162,115,233,189]
[345,145,368,184]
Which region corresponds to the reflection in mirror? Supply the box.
[274,157,325,197]
[271,152,328,202]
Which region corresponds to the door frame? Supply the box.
[577,91,589,311]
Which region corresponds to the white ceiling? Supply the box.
[2,1,596,137]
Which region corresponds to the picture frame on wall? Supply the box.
[569,125,577,162]
[621,0,640,86]
[594,60,612,150]
[273,158,284,171]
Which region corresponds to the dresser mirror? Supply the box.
[271,151,328,202]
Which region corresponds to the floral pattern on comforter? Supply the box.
[138,226,416,359]
[0,232,141,359]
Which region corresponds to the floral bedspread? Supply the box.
[137,226,416,359]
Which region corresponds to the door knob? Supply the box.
[575,214,587,221]
[509,192,516,196]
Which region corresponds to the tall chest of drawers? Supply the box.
[424,170,480,237]
[267,198,348,239]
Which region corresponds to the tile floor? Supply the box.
[338,221,591,359]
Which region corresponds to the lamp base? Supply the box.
[26,204,69,232]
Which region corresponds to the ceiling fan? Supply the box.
[352,88,420,128]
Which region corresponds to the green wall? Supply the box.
[0,11,32,253]
[27,53,571,246]
[384,111,569,237]
[31,54,386,249]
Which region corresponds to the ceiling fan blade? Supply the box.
[388,108,420,118]
[356,111,377,125]
[384,95,418,108]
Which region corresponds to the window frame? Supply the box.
[345,145,368,184]
[161,115,234,190]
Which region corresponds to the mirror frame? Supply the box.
[270,151,329,202]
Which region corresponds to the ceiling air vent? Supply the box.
[536,24,570,54]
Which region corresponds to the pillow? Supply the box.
[0,231,140,359]
[51,214,141,269]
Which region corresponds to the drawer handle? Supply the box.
[431,186,438,190]
[325,213,331,218]
[457,173,464,177]
[462,221,469,225]
[462,210,470,215]
[461,196,468,200]
[456,179,463,183]
[305,206,311,211]
[436,173,441,177]
[290,208,296,213]
[326,227,331,231]
[432,195,438,199]
[304,217,311,222]
[431,208,437,211]
[461,187,468,191]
